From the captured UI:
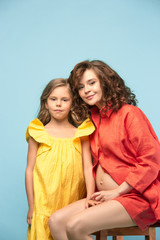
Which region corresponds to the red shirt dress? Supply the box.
[90,104,160,230]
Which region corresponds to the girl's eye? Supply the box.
[63,98,68,102]
[51,98,56,101]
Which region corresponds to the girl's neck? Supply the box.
[47,117,72,128]
[45,117,76,138]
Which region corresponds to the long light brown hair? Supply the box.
[38,78,79,126]
[68,60,137,121]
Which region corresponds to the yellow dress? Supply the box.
[26,118,95,240]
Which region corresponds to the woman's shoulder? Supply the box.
[119,104,153,129]
[120,104,138,111]
[119,104,143,117]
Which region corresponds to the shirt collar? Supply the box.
[91,105,113,118]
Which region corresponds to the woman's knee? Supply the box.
[48,211,63,231]
[66,216,85,237]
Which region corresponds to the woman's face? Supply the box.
[78,69,103,108]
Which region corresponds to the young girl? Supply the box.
[48,61,160,240]
[25,78,95,240]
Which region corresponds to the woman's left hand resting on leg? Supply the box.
[90,181,133,202]
[90,189,120,202]
[85,198,102,208]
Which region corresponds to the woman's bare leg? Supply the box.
[49,199,136,240]
[48,199,86,240]
[66,200,137,240]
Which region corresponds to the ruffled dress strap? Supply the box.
[26,119,52,156]
[75,118,95,139]
[73,118,95,153]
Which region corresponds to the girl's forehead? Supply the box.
[50,85,72,96]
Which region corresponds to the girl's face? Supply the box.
[78,69,103,109]
[46,86,72,121]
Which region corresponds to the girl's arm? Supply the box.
[25,136,38,224]
[81,137,97,208]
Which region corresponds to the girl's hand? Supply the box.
[27,206,34,225]
[90,189,120,202]
[85,198,102,208]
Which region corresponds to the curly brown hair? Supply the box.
[38,78,80,126]
[69,60,137,121]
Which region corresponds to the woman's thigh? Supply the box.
[67,200,137,234]
[50,198,86,223]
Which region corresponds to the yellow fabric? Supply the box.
[26,118,95,240]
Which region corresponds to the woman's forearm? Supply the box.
[118,181,133,196]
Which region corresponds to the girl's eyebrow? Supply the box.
[49,95,56,97]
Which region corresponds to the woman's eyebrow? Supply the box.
[87,78,96,82]
[79,78,96,85]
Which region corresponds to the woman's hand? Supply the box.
[89,182,133,203]
[90,189,120,202]
[85,198,102,208]
[27,206,34,225]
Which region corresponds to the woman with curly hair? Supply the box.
[49,60,160,240]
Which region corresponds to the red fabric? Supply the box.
[90,104,160,230]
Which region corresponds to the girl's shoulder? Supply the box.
[27,118,44,129]
[26,118,51,146]
[74,118,95,139]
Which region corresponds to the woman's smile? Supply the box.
[86,94,96,100]
[78,69,103,108]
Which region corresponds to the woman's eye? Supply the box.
[51,98,56,101]
[63,99,68,101]
[78,85,84,90]
[90,81,95,85]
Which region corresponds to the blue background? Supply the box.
[0,0,160,239]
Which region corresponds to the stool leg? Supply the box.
[113,236,123,240]
[99,230,106,240]
[94,232,100,240]
[147,227,156,240]
[94,231,106,240]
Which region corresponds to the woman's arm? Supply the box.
[25,136,38,224]
[124,106,160,193]
[81,137,97,207]
[90,181,133,202]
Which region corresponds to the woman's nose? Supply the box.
[84,85,90,93]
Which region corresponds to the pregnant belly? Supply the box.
[96,164,119,191]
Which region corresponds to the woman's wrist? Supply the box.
[117,181,133,196]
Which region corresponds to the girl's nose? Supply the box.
[56,100,61,106]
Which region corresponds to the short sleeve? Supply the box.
[26,118,51,147]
